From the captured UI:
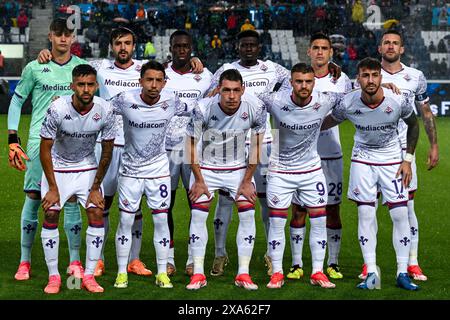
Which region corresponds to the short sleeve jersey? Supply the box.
[210,60,290,144]
[40,95,116,172]
[314,71,353,159]
[187,93,266,170]
[331,89,414,165]
[380,63,428,149]
[260,89,342,173]
[164,62,213,150]
[111,88,188,178]
[91,59,147,146]
[13,56,87,142]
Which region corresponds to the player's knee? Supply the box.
[87,208,103,223]
[26,191,41,200]
[44,210,60,224]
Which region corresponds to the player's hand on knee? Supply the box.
[42,189,60,212]
[8,134,29,171]
[87,188,105,210]
[397,161,412,188]
[188,181,209,203]
[37,49,52,64]
[190,57,204,74]
[236,181,256,204]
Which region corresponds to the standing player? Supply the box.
[39,64,115,294]
[206,30,290,276]
[185,69,266,290]
[322,57,420,290]
[260,63,339,289]
[163,30,213,276]
[111,61,190,289]
[358,29,439,281]
[8,18,86,282]
[287,33,352,281]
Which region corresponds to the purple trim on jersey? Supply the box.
[351,159,402,166]
[360,96,385,109]
[321,156,343,161]
[43,222,59,229]
[315,71,330,79]
[54,167,97,173]
[309,211,327,219]
[120,208,139,214]
[153,209,169,214]
[200,165,247,171]
[269,167,322,175]
[381,66,404,75]
[191,203,210,212]
[237,203,255,212]
[71,101,95,116]
[89,222,104,228]
[120,174,170,179]
[269,211,288,219]
[387,201,408,209]
[290,94,312,108]
[170,65,192,75]
[51,55,73,67]
[24,189,41,194]
[351,199,376,207]
[114,61,134,70]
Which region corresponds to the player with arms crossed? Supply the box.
[164,30,213,276]
[186,69,266,290]
[287,32,352,281]
[39,64,116,293]
[322,57,420,290]
[260,63,341,289]
[111,61,190,289]
[8,18,87,282]
[358,29,439,281]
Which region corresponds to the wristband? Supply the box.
[404,153,414,162]
[8,133,20,144]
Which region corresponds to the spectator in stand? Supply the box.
[240,18,255,32]
[143,38,156,60]
[428,40,437,53]
[439,58,448,78]
[17,9,28,43]
[438,4,448,30]
[135,3,147,22]
[98,30,110,58]
[437,38,447,53]
[82,41,93,58]
[430,58,440,78]
[352,0,365,24]
[70,40,83,57]
[1,16,12,44]
[211,34,222,49]
[346,42,358,60]
[260,28,272,59]
[227,11,238,36]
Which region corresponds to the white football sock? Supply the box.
[85,224,105,275]
[389,205,410,276]
[213,194,233,257]
[152,211,170,275]
[116,211,134,274]
[190,207,209,275]
[268,215,287,274]
[41,225,60,276]
[129,211,143,262]
[236,208,256,274]
[407,199,419,266]
[309,216,327,274]
[358,205,377,273]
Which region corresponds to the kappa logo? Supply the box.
[161,202,167,208]
[92,113,101,122]
[318,198,325,204]
[161,102,169,111]
[211,115,219,121]
[403,74,411,82]
[64,114,72,120]
[194,74,202,82]
[41,67,51,73]
[281,106,290,112]
[130,104,139,109]
[241,112,249,121]
[384,106,393,114]
[312,103,321,111]
[354,109,362,115]
[260,64,268,72]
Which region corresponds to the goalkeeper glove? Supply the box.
[8,133,29,171]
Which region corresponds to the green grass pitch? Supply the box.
[0,115,449,300]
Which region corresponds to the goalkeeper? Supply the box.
[7,18,87,282]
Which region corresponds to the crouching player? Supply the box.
[39,64,116,294]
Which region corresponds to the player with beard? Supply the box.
[357,30,439,282]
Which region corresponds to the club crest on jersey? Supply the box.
[92,113,101,122]
[384,106,393,114]
[194,74,202,82]
[135,64,141,72]
[260,64,268,72]
[403,74,411,81]
[271,195,280,204]
[330,77,337,84]
[312,103,321,111]
[161,102,169,111]
[241,112,249,121]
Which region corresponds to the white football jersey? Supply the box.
[111,88,189,178]
[91,59,147,146]
[187,93,267,170]
[210,60,290,143]
[164,62,213,151]
[381,63,429,149]
[259,89,342,173]
[331,88,414,165]
[40,95,116,172]
[314,72,352,159]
